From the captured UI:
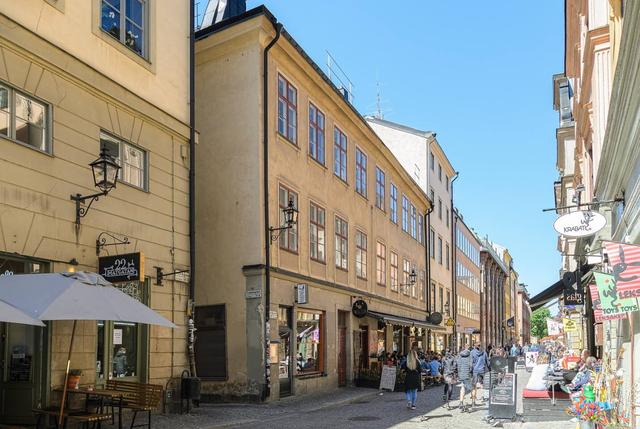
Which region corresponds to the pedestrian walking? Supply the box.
[471,346,489,406]
[402,349,421,410]
[456,346,473,412]
[441,349,457,408]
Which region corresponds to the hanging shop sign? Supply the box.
[603,241,640,298]
[98,252,144,283]
[295,283,309,304]
[546,318,562,336]
[564,282,585,306]
[589,283,627,322]
[445,318,455,327]
[563,318,578,332]
[352,299,368,318]
[553,210,606,238]
[594,271,639,315]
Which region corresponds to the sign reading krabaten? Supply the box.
[98,252,144,283]
[553,210,607,238]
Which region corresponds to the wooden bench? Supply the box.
[105,380,163,429]
[33,406,111,429]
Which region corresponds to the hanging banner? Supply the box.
[546,318,562,335]
[603,241,640,298]
[588,283,627,322]
[563,318,578,332]
[98,252,144,283]
[594,272,639,316]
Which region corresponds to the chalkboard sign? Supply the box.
[489,373,517,419]
[379,366,397,392]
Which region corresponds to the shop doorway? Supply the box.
[358,325,369,370]
[0,256,49,424]
[337,311,347,387]
[278,307,292,397]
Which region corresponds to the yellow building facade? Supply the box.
[0,1,191,423]
[195,7,438,401]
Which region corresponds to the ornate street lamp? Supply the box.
[70,149,121,230]
[399,269,417,292]
[269,198,299,242]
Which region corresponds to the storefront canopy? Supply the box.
[529,264,593,312]
[367,310,445,331]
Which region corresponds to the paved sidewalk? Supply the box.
[151,387,380,429]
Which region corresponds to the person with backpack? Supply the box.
[456,346,473,412]
[471,346,489,406]
[441,349,457,407]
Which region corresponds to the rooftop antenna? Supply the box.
[376,81,383,119]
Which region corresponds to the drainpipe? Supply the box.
[188,0,197,377]
[262,20,283,401]
[424,207,433,349]
[450,172,459,349]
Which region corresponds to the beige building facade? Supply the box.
[0,1,191,423]
[453,211,481,348]
[195,6,438,402]
[366,118,457,351]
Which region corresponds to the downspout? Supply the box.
[188,0,197,377]
[424,208,433,349]
[450,172,459,348]
[262,20,283,401]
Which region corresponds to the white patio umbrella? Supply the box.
[0,271,176,423]
[0,297,45,326]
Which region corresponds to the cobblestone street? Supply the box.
[148,370,575,429]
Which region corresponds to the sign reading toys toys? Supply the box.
[594,271,639,316]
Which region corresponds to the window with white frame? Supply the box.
[355,230,367,279]
[334,127,347,181]
[410,204,417,239]
[335,216,348,270]
[100,132,147,189]
[402,195,409,233]
[0,84,50,153]
[390,183,398,223]
[101,0,147,57]
[309,202,325,262]
[375,167,385,211]
[376,241,386,286]
[355,148,367,197]
[390,251,398,291]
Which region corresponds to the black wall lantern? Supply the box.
[399,269,417,292]
[70,149,120,230]
[269,198,299,242]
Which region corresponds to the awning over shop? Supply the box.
[529,264,593,312]
[367,310,445,331]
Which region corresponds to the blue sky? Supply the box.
[211,1,564,296]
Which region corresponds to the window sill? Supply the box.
[95,28,154,72]
[308,155,327,169]
[356,275,367,282]
[336,266,348,273]
[376,282,386,287]
[1,136,53,158]
[310,257,326,265]
[279,247,299,256]
[277,132,299,148]
[295,372,326,380]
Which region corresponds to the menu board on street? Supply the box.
[489,373,517,419]
[379,366,397,392]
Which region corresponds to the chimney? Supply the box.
[201,0,247,28]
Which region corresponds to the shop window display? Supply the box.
[296,311,323,374]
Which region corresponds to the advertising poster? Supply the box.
[525,351,538,369]
[594,272,639,316]
[604,241,640,298]
[589,283,627,322]
[563,318,577,332]
[546,318,562,335]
